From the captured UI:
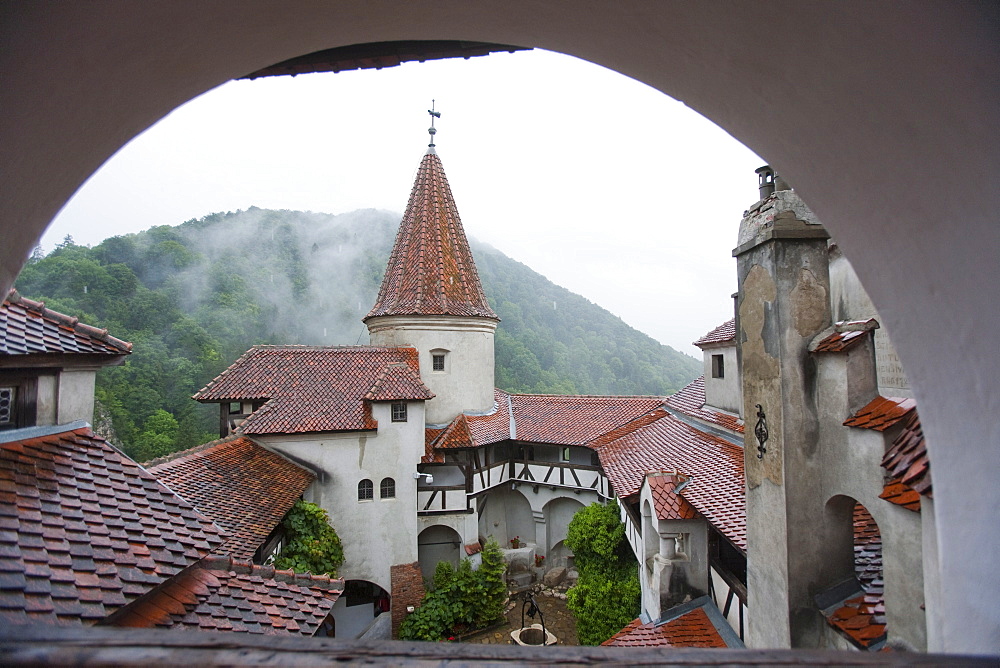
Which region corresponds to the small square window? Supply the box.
[391,402,407,422]
[229,402,242,414]
[711,354,725,379]
[432,354,445,371]
[561,447,571,462]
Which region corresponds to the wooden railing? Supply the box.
[471,459,610,497]
[416,485,469,514]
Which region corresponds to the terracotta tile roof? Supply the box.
[843,396,916,431]
[664,377,744,434]
[108,555,342,635]
[879,477,921,512]
[603,598,735,648]
[0,426,226,626]
[510,394,665,446]
[811,320,878,354]
[881,411,931,497]
[364,362,435,401]
[422,428,445,463]
[364,151,498,322]
[593,411,746,551]
[693,319,735,348]
[148,436,314,560]
[464,542,482,556]
[465,389,512,446]
[1,289,132,357]
[430,413,474,450]
[646,472,698,521]
[194,346,432,434]
[825,504,886,650]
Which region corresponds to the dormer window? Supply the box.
[391,402,407,422]
[712,354,725,379]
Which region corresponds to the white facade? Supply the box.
[255,400,427,592]
[367,315,497,425]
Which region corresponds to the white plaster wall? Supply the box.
[702,344,741,413]
[255,400,426,592]
[366,316,496,425]
[828,250,912,399]
[56,369,98,425]
[814,352,927,650]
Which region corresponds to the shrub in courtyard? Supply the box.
[273,500,344,576]
[565,500,641,645]
[399,538,507,641]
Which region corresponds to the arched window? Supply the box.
[358,479,373,501]
[380,477,396,499]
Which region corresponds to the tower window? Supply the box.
[432,353,446,371]
[712,354,725,379]
[380,477,396,499]
[358,479,373,501]
[391,402,407,422]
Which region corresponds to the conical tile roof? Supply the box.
[365,151,498,321]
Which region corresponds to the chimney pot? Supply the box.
[756,165,776,200]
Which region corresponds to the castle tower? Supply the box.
[364,137,499,425]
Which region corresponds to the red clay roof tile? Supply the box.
[603,607,728,648]
[510,394,664,446]
[811,320,878,354]
[879,478,921,512]
[824,504,886,650]
[108,555,341,636]
[693,319,735,348]
[194,346,431,434]
[465,389,512,446]
[843,396,916,431]
[365,152,498,322]
[0,427,226,626]
[646,473,699,521]
[148,436,314,561]
[664,377,744,434]
[593,411,746,551]
[1,289,132,357]
[364,363,435,402]
[881,411,931,498]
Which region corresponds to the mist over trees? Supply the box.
[14,209,699,461]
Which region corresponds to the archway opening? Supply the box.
[330,579,391,640]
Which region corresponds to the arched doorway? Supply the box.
[477,484,534,548]
[417,525,463,581]
[2,4,996,651]
[330,579,391,639]
[542,496,585,569]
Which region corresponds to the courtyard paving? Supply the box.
[463,587,579,646]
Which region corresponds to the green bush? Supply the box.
[399,539,507,641]
[565,500,641,645]
[273,500,344,576]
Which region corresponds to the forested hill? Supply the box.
[15,208,700,461]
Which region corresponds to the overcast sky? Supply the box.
[43,49,764,358]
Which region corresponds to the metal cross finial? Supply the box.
[427,100,441,148]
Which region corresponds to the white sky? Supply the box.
[43,49,764,358]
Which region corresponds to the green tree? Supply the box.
[565,500,641,645]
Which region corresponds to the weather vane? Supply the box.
[428,100,441,148]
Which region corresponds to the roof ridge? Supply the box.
[145,432,246,469]
[4,288,133,353]
[513,393,667,400]
[198,554,345,592]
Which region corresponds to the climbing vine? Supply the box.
[399,538,507,641]
[273,500,345,576]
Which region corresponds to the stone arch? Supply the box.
[477,484,534,548]
[330,579,390,639]
[541,496,585,563]
[3,5,997,649]
[417,524,463,581]
[642,498,658,572]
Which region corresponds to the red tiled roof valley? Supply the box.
[1,289,132,357]
[148,436,314,560]
[664,377,744,434]
[0,427,226,626]
[365,152,498,321]
[107,555,342,635]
